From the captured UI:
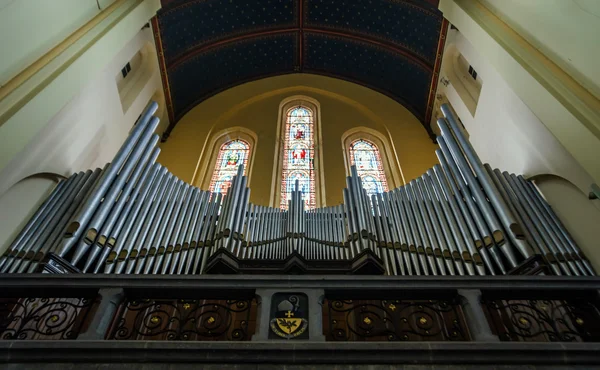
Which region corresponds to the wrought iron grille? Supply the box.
[108,298,257,341]
[323,298,471,341]
[482,298,600,342]
[0,297,98,340]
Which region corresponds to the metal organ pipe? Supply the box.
[440,104,533,262]
[4,171,90,274]
[0,180,68,271]
[4,101,592,278]
[522,178,593,275]
[27,167,105,274]
[82,138,161,273]
[56,103,159,260]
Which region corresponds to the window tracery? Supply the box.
[349,139,389,196]
[209,139,250,195]
[280,106,316,209]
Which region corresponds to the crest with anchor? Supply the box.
[269,294,309,339]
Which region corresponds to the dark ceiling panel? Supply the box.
[304,32,431,121]
[153,0,447,139]
[168,31,299,119]
[158,0,298,66]
[304,0,443,66]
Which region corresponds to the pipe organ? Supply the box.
[0,102,594,276]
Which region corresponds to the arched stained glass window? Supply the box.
[209,139,250,195]
[349,139,388,196]
[280,106,315,209]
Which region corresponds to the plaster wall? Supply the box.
[0,27,166,253]
[0,0,117,85]
[439,0,600,189]
[0,0,161,182]
[479,0,600,99]
[158,74,439,207]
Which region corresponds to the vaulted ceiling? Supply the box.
[152,0,448,138]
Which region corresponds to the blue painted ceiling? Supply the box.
[153,0,447,138]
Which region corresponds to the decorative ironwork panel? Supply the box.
[323,298,470,341]
[0,297,98,340]
[482,298,600,342]
[109,298,257,341]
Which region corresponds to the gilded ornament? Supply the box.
[363,316,372,325]
[183,303,191,310]
[150,316,160,324]
[207,316,216,324]
[518,317,529,325]
[576,318,584,326]
[50,315,59,322]
[388,303,396,312]
[419,317,428,325]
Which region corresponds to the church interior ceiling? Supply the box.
[153,0,448,137]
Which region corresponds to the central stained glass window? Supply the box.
[349,139,388,197]
[280,106,315,210]
[209,139,250,195]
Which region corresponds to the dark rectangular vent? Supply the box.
[121,62,132,78]
[468,65,477,80]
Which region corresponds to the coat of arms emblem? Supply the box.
[269,293,309,339]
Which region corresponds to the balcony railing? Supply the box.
[1,274,599,366]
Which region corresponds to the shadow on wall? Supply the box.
[0,174,62,254]
[531,174,600,271]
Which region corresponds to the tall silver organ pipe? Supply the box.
[1,102,594,276]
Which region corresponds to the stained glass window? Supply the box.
[280,106,316,209]
[209,139,250,195]
[349,139,388,197]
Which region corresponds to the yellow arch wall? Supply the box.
[158,74,438,206]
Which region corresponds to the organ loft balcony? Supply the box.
[0,101,599,370]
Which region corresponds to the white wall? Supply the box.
[436,28,600,266]
[479,0,600,99]
[439,0,600,190]
[438,29,597,196]
[0,0,161,184]
[0,27,166,253]
[0,0,117,85]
